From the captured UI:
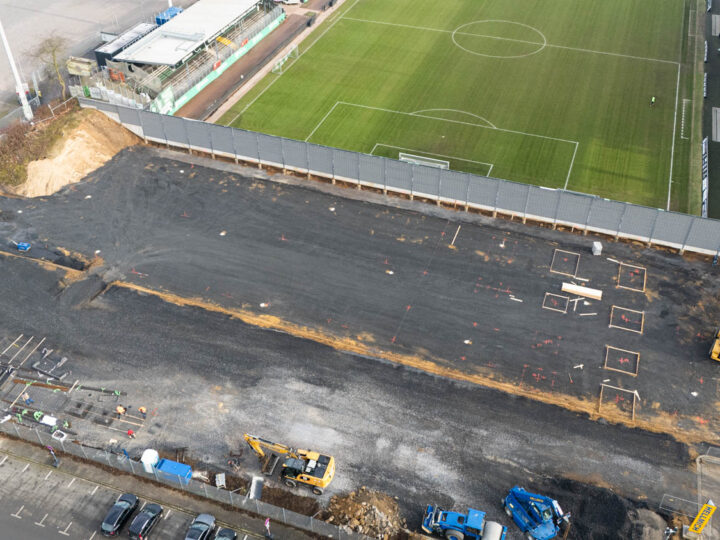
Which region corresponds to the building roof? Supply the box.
[96,23,158,56]
[114,0,259,66]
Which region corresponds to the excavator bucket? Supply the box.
[261,453,280,476]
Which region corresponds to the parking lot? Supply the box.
[0,451,233,540]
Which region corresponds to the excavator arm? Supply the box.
[244,433,297,459]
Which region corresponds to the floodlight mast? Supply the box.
[0,15,32,121]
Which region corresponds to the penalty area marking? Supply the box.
[371,143,494,176]
[412,108,497,129]
[306,101,578,186]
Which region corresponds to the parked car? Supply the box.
[128,502,163,539]
[184,514,216,540]
[100,493,138,537]
[214,528,238,540]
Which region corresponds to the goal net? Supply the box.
[399,152,450,170]
[272,44,299,74]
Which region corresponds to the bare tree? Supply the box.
[32,35,69,100]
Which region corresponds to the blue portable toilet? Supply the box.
[155,458,192,485]
[155,6,183,25]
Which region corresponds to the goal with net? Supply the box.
[399,152,450,170]
[272,44,299,74]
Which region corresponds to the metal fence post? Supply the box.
[138,111,148,144]
[436,167,442,205]
[105,450,112,466]
[178,474,184,490]
[128,459,135,474]
[648,209,661,245]
[410,167,414,200]
[203,483,208,498]
[229,490,233,505]
[80,444,88,459]
[305,142,311,178]
[383,158,388,194]
[13,423,20,438]
[34,428,43,445]
[255,132,261,166]
[464,175,471,211]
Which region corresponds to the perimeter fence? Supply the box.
[0,420,365,539]
[79,98,720,258]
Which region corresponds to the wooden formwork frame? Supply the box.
[542,292,569,314]
[616,262,648,292]
[598,383,637,421]
[603,345,640,376]
[550,249,580,277]
[609,305,645,334]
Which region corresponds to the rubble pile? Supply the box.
[326,486,407,539]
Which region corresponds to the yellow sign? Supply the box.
[689,501,717,534]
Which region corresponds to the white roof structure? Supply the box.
[114,0,259,66]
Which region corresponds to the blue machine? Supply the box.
[155,458,192,485]
[503,486,570,540]
[155,6,183,25]
[14,241,30,252]
[421,505,507,540]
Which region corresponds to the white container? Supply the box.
[592,241,602,256]
[141,449,160,474]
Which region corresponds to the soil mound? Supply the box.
[17,109,138,198]
[326,486,407,539]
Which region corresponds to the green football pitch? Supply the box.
[218,0,702,211]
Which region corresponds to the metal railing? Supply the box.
[78,98,720,258]
[0,420,365,539]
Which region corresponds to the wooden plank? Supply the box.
[561,282,602,300]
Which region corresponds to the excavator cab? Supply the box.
[710,329,720,361]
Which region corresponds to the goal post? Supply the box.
[272,44,299,74]
[399,152,450,170]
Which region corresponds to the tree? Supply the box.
[32,35,69,100]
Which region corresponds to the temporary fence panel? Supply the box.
[77,98,720,257]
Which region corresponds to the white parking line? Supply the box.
[0,456,7,466]
[90,486,99,496]
[67,478,75,488]
[59,521,72,536]
[35,513,48,527]
[44,470,52,480]
[88,532,96,540]
[21,464,28,473]
[164,509,172,520]
[11,504,24,518]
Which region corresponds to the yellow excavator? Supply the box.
[243,433,335,495]
[710,328,720,361]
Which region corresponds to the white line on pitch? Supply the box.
[343,17,679,65]
[563,142,579,190]
[59,521,72,536]
[667,63,681,211]
[11,505,24,518]
[305,101,341,141]
[234,0,363,121]
[35,513,48,527]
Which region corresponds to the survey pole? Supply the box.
[0,15,32,121]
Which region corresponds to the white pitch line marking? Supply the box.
[67,478,75,488]
[305,101,340,141]
[11,505,24,518]
[232,0,363,122]
[667,64,681,211]
[35,513,48,527]
[412,108,497,129]
[563,141,579,190]
[343,17,679,65]
[59,522,72,536]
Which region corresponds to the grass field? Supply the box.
[218,0,701,211]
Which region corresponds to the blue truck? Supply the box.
[503,486,570,540]
[421,505,507,540]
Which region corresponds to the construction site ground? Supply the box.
[0,146,717,536]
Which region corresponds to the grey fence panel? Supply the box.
[438,170,469,202]
[684,217,720,251]
[257,133,284,166]
[358,154,385,187]
[117,106,141,127]
[586,198,626,232]
[556,192,592,225]
[89,99,119,114]
[233,129,259,161]
[140,112,167,143]
[185,120,212,151]
[334,148,360,181]
[411,165,440,199]
[496,181,529,214]
[160,114,190,147]
[282,138,308,171]
[618,205,658,239]
[652,212,694,246]
[307,144,333,176]
[525,186,559,218]
[467,176,499,208]
[210,124,235,155]
[385,159,412,193]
